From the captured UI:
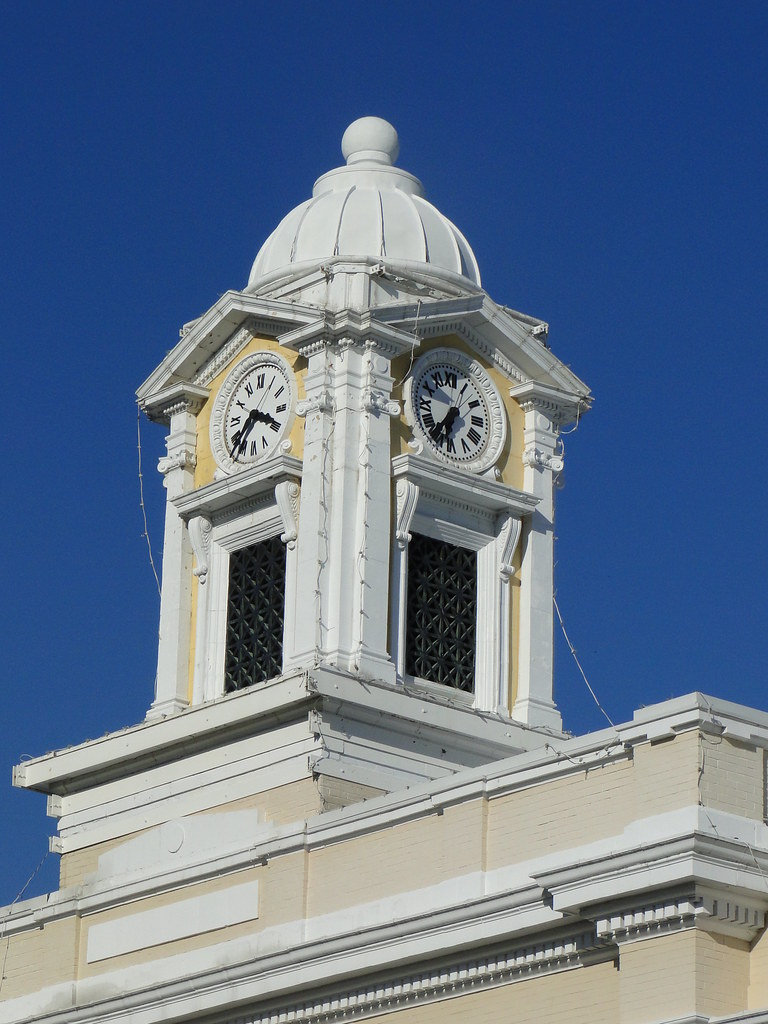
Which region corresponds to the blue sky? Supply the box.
[1,1,766,903]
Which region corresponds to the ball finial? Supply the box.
[341,117,399,166]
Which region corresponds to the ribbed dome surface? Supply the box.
[248,118,480,289]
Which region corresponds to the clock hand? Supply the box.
[430,405,460,442]
[251,409,280,428]
[230,410,257,457]
[441,405,460,437]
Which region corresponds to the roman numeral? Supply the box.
[250,440,258,456]
[262,436,268,448]
[461,438,470,453]
[244,382,254,397]
[446,371,457,389]
[468,399,480,410]
[257,373,265,389]
[269,420,280,432]
[467,427,481,445]
[275,385,285,398]
[236,400,246,409]
[422,411,435,429]
[419,396,432,413]
[230,415,241,426]
[446,437,456,454]
[276,403,287,413]
[431,372,445,388]
[471,414,484,427]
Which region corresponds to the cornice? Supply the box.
[278,309,419,357]
[392,453,539,517]
[594,888,766,943]
[138,382,210,425]
[171,454,302,522]
[12,672,315,796]
[233,927,607,1024]
[509,380,588,426]
[375,293,591,399]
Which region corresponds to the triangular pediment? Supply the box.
[136,291,321,419]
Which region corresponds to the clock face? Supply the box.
[211,352,296,473]
[405,349,506,471]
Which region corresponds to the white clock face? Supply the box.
[405,349,506,472]
[211,353,296,472]
[414,361,490,462]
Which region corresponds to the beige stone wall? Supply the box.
[204,776,325,825]
[487,758,634,868]
[371,959,620,1023]
[616,929,750,1023]
[699,735,765,819]
[307,798,485,918]
[632,732,701,819]
[618,932,696,1023]
[749,925,768,1009]
[695,931,750,1018]
[0,917,79,1002]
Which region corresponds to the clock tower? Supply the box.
[138,116,590,755]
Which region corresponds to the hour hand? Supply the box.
[430,405,459,442]
[252,409,280,429]
[441,405,460,437]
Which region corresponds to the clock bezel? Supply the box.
[210,351,297,474]
[403,347,507,473]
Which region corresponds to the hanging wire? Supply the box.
[137,405,161,598]
[392,298,422,390]
[0,851,50,995]
[553,594,616,731]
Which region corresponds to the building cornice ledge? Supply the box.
[13,672,314,796]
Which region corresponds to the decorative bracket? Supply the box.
[297,392,334,417]
[522,445,564,473]
[158,450,197,476]
[275,481,300,549]
[362,389,400,417]
[395,479,420,550]
[188,515,213,584]
[497,515,522,581]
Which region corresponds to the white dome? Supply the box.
[248,118,480,290]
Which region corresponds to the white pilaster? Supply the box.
[509,382,580,732]
[147,399,200,719]
[280,311,416,683]
[287,345,335,670]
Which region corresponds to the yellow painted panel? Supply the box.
[195,334,307,490]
